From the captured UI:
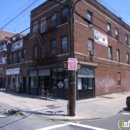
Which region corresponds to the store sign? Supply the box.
[6,68,20,75]
[68,58,77,70]
[11,39,23,52]
[94,30,108,47]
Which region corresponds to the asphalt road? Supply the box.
[79,107,130,130]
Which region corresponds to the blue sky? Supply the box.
[0,0,130,34]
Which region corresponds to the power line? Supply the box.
[98,0,130,25]
[0,0,40,30]
[0,0,32,26]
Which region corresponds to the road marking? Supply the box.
[36,122,107,130]
[122,112,130,115]
[0,115,7,118]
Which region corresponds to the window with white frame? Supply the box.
[61,36,67,53]
[33,22,38,33]
[126,53,129,64]
[107,23,111,35]
[108,46,112,60]
[51,39,56,55]
[125,35,128,45]
[52,13,56,27]
[41,18,46,33]
[116,49,120,62]
[61,7,68,24]
[87,11,92,21]
[33,46,37,59]
[115,28,119,40]
[88,39,93,51]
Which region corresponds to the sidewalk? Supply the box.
[0,90,129,121]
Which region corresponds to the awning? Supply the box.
[79,61,98,68]
[6,68,20,75]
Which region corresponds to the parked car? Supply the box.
[126,96,130,108]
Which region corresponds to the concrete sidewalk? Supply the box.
[0,90,129,121]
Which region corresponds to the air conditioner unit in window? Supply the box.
[89,50,95,56]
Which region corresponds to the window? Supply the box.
[41,18,46,33]
[0,67,2,73]
[117,72,121,85]
[108,46,112,60]
[22,49,26,61]
[33,46,37,59]
[107,23,111,35]
[88,39,93,51]
[115,28,119,40]
[61,7,68,24]
[12,53,15,63]
[87,11,92,21]
[116,49,120,62]
[17,51,21,63]
[126,53,129,64]
[125,35,128,45]
[33,22,38,33]
[50,39,56,55]
[61,36,67,53]
[52,13,56,27]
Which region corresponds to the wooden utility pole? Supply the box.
[67,0,76,116]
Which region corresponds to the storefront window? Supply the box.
[51,68,68,89]
[30,77,38,88]
[78,78,93,90]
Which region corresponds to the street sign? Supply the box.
[68,58,77,70]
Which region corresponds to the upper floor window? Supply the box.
[107,23,111,35]
[41,18,46,33]
[61,7,68,24]
[61,36,67,53]
[116,49,120,62]
[115,28,119,40]
[88,39,93,51]
[33,22,38,33]
[12,53,15,63]
[33,46,37,59]
[17,51,21,63]
[52,13,56,27]
[126,53,129,64]
[117,72,121,85]
[108,46,112,60]
[125,35,129,45]
[22,49,26,61]
[87,11,92,22]
[50,39,56,55]
[129,36,130,44]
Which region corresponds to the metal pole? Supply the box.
[67,0,76,116]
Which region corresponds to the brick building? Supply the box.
[5,0,130,99]
[6,34,30,93]
[0,30,15,88]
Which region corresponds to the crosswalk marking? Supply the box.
[122,112,130,115]
[36,122,107,130]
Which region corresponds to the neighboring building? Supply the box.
[6,34,30,93]
[0,30,14,41]
[0,30,15,88]
[5,0,130,100]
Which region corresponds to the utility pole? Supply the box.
[67,0,76,116]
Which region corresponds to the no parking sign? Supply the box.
[68,58,77,70]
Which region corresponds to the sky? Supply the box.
[0,0,130,34]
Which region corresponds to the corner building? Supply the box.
[28,0,130,99]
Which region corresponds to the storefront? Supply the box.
[6,68,21,91]
[77,66,95,99]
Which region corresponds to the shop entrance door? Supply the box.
[77,78,95,100]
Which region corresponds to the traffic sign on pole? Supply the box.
[68,58,77,70]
